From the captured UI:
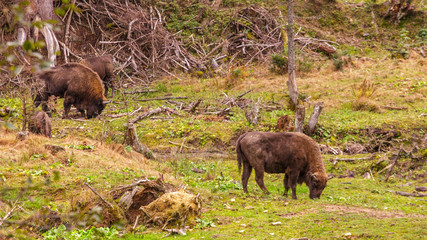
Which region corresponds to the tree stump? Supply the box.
[306,102,324,136]
[28,111,52,138]
[125,123,155,159]
[294,105,305,133]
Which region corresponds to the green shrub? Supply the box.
[270,54,288,74]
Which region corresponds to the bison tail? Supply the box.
[235,134,246,173]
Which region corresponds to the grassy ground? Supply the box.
[1,52,426,239]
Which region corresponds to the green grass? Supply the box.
[119,156,426,239]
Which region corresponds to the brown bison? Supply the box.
[80,55,114,96]
[236,132,328,199]
[34,63,109,118]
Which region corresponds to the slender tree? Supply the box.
[286,0,298,109]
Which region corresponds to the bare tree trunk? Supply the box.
[37,0,54,20]
[306,102,324,135]
[287,0,298,109]
[294,105,305,133]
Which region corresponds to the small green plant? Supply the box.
[156,82,167,92]
[30,153,47,160]
[333,57,344,71]
[124,145,133,152]
[68,145,95,151]
[195,218,216,229]
[410,81,426,91]
[42,224,119,240]
[270,53,288,74]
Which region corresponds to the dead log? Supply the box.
[125,123,155,159]
[306,102,324,135]
[294,105,305,133]
[415,186,427,192]
[395,191,427,197]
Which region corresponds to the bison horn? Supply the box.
[103,100,111,104]
[311,173,318,180]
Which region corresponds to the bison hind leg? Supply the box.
[254,168,270,195]
[241,164,253,194]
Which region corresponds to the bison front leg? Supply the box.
[241,164,252,194]
[283,173,289,197]
[254,169,270,195]
[287,170,299,200]
[63,94,74,119]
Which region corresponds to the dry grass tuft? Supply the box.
[352,96,381,112]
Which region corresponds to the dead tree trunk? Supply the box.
[294,105,305,133]
[306,102,324,136]
[245,102,260,125]
[286,0,298,109]
[125,123,155,159]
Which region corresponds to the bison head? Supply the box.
[86,99,110,118]
[308,172,327,199]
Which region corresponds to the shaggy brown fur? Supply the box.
[34,63,109,118]
[28,111,51,138]
[80,55,114,96]
[236,132,327,199]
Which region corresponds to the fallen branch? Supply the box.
[333,156,372,162]
[395,191,427,197]
[130,106,183,124]
[84,182,115,209]
[237,89,253,99]
[383,106,408,110]
[110,178,150,193]
[0,200,20,227]
[124,89,157,94]
[385,147,402,182]
[136,96,188,102]
[415,186,427,192]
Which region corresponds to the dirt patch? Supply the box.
[319,204,425,219]
[279,204,426,219]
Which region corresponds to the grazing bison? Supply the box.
[34,63,109,118]
[236,132,327,199]
[80,55,114,96]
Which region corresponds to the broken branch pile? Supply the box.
[227,6,283,64]
[74,0,199,81]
